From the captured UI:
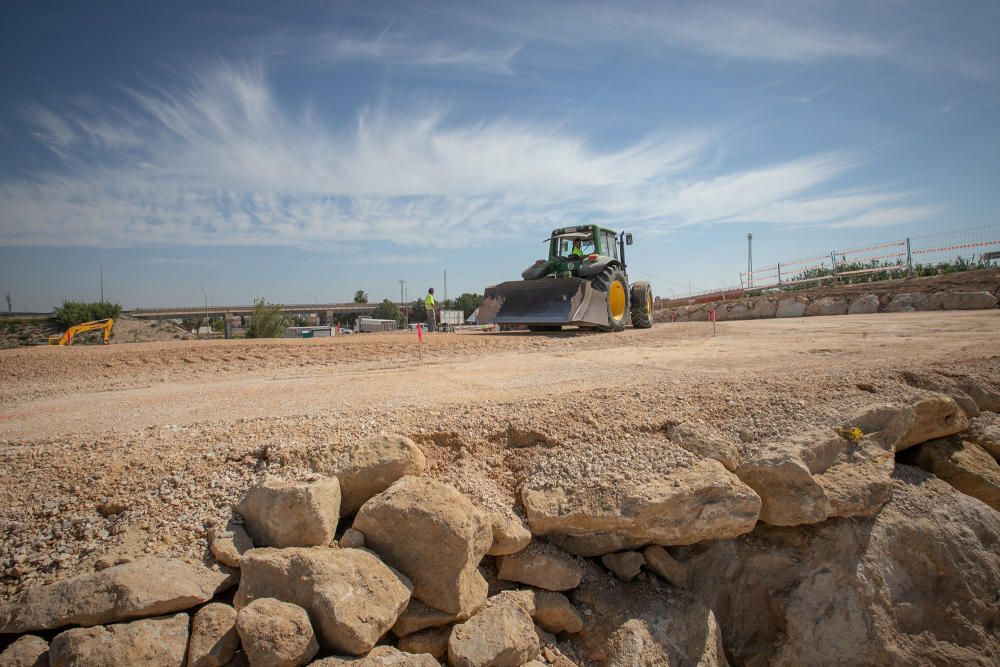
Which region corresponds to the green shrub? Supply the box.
[53,301,122,328]
[245,299,287,338]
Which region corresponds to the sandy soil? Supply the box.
[1,311,999,597]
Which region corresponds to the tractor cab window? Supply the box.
[601,231,618,259]
[554,233,595,258]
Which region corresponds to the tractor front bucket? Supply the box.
[478,278,609,328]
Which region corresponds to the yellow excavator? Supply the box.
[48,318,114,346]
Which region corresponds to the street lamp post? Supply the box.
[201,288,208,338]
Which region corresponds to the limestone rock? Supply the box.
[885,292,943,312]
[643,545,688,589]
[0,557,234,633]
[805,297,847,317]
[532,591,583,634]
[665,421,741,471]
[234,547,412,655]
[899,437,1000,511]
[236,476,341,548]
[601,551,644,582]
[397,626,451,658]
[338,528,365,549]
[188,603,240,667]
[848,294,879,314]
[966,412,1000,460]
[954,377,1000,413]
[522,452,761,556]
[236,598,318,667]
[680,466,1000,666]
[942,291,998,310]
[312,646,439,666]
[0,635,49,667]
[573,568,727,667]
[845,394,969,452]
[354,476,491,615]
[392,599,467,637]
[310,434,427,515]
[736,427,894,526]
[210,524,254,568]
[750,298,777,318]
[497,541,583,591]
[776,298,806,318]
[49,613,189,667]
[487,513,532,556]
[448,596,540,667]
[900,371,980,418]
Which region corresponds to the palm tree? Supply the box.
[354,290,369,304]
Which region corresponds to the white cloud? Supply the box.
[269,27,521,75]
[447,1,888,64]
[0,65,932,248]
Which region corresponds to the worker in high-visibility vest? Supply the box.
[424,287,437,332]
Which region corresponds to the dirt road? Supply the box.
[3,311,998,439]
[1,311,999,596]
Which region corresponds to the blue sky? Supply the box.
[1,0,998,310]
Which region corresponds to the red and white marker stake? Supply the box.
[417,323,423,361]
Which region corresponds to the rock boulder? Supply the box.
[448,596,540,667]
[899,437,1000,511]
[776,298,806,318]
[522,448,760,556]
[354,476,491,615]
[0,635,49,667]
[941,291,998,310]
[806,297,848,317]
[310,434,427,515]
[188,603,240,667]
[0,557,234,633]
[735,427,895,526]
[236,476,341,548]
[848,294,879,314]
[497,541,583,591]
[234,547,412,655]
[236,598,318,667]
[49,613,189,667]
[680,466,1000,666]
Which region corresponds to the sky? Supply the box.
[1,0,999,310]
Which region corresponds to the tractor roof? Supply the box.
[547,224,618,239]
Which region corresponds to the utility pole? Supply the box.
[398,280,407,325]
[99,261,104,303]
[746,233,753,288]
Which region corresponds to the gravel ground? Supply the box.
[1,310,999,598]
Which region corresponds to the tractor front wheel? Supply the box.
[630,281,654,329]
[593,267,629,332]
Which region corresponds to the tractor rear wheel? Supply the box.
[630,281,654,329]
[592,266,629,332]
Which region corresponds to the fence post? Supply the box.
[830,251,839,283]
[905,238,914,276]
[777,263,782,285]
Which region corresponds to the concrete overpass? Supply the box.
[130,303,379,319]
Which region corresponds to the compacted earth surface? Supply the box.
[1,311,999,666]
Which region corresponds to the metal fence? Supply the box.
[657,224,1000,308]
[739,224,1000,292]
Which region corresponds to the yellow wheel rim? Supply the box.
[647,291,653,319]
[609,280,626,321]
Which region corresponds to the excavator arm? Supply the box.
[48,318,114,346]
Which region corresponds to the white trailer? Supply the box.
[438,309,464,332]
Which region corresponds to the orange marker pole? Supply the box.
[417,323,423,362]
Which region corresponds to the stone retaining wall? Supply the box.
[659,269,1000,323]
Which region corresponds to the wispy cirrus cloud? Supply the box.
[1,65,932,249]
[265,26,521,75]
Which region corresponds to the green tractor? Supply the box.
[478,224,654,332]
